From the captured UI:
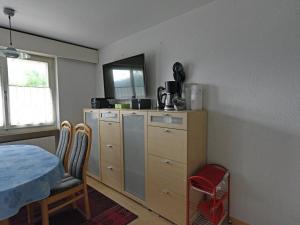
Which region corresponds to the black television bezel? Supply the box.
[102,53,146,99]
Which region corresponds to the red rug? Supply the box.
[10,187,138,225]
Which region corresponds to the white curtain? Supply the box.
[0,84,3,127]
[9,86,54,126]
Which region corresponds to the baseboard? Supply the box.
[231,217,250,225]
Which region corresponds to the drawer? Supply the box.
[101,143,121,165]
[100,121,120,146]
[147,180,186,225]
[101,160,122,191]
[100,110,120,122]
[148,154,187,195]
[148,111,187,130]
[148,126,187,163]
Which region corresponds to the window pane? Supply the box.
[7,58,54,126]
[112,69,133,98]
[133,70,144,86]
[113,69,131,87]
[133,70,145,97]
[8,59,49,87]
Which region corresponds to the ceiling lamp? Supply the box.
[0,7,30,59]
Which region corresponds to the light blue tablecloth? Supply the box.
[0,145,64,220]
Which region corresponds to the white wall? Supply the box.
[57,58,96,124]
[0,28,98,63]
[4,137,56,153]
[97,0,300,224]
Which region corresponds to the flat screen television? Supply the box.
[103,54,146,99]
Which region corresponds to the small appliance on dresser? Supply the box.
[91,98,112,109]
[157,62,186,111]
[157,81,178,110]
[131,98,152,109]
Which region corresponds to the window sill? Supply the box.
[0,128,59,144]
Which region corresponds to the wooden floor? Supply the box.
[87,177,173,225]
[87,177,236,225]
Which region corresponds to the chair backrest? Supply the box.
[56,121,73,170]
[67,123,92,181]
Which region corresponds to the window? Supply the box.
[133,69,145,97]
[0,75,4,127]
[113,69,133,98]
[0,54,57,131]
[112,68,145,99]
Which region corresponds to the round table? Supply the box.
[0,145,64,223]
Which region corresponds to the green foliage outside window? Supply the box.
[24,70,48,87]
[9,70,48,87]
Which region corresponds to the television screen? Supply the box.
[103,54,146,99]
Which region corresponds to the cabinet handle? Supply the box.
[108,122,112,125]
[107,166,113,170]
[164,129,171,133]
[164,113,170,117]
[105,144,113,148]
[162,159,171,164]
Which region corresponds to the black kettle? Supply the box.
[157,86,166,109]
[157,81,177,110]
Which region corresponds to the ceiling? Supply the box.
[0,0,212,49]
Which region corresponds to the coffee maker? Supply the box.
[157,81,177,110]
[157,62,186,111]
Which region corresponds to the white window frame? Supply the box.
[0,54,58,133]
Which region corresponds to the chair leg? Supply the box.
[26,204,34,225]
[41,200,49,225]
[83,185,91,220]
[72,193,77,209]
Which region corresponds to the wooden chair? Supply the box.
[28,123,92,225]
[55,121,73,170]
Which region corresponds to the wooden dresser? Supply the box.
[147,111,207,225]
[84,109,207,225]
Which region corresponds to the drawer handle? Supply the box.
[162,159,171,164]
[164,129,171,133]
[108,122,112,125]
[162,189,170,195]
[107,166,113,170]
[131,112,136,115]
[164,113,170,117]
[105,144,113,148]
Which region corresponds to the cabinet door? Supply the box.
[84,110,101,180]
[122,111,146,201]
